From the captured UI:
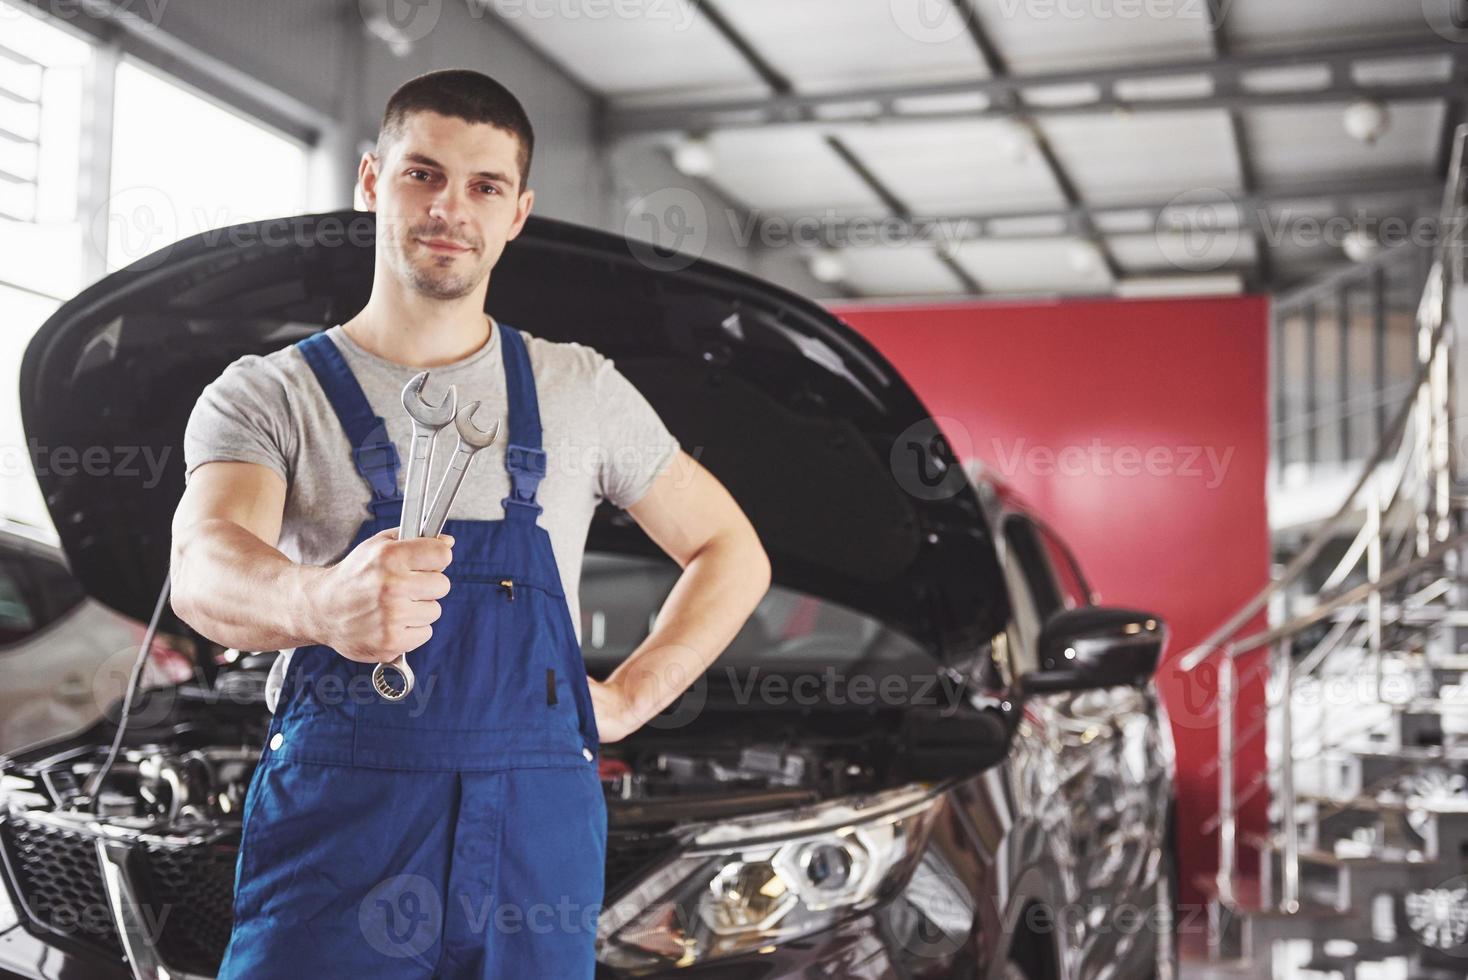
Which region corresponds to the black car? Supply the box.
[0,210,1177,979]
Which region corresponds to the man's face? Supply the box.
[361,110,533,302]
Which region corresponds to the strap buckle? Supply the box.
[352,438,402,503]
[502,443,547,514]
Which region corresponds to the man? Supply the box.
[169,68,770,978]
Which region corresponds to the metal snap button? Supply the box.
[270,733,284,750]
[582,746,594,761]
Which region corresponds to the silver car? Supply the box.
[0,519,192,756]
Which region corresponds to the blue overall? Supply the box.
[218,325,607,979]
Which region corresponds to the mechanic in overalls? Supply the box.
[169,69,771,978]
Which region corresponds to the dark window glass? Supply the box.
[1035,523,1091,611]
[27,554,86,624]
[0,538,87,642]
[578,553,930,674]
[1003,517,1063,625]
[0,557,38,644]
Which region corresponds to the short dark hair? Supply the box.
[377,69,535,191]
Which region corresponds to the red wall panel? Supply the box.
[833,295,1271,909]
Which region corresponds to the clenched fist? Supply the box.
[308,527,454,664]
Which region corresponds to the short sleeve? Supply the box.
[182,354,295,486]
[594,354,679,509]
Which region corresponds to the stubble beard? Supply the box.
[386,226,485,301]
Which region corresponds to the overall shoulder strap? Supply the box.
[497,324,546,521]
[296,331,402,517]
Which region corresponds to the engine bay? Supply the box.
[2,732,890,836]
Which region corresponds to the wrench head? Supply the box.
[454,400,501,448]
[402,372,457,426]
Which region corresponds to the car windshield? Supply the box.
[578,553,932,674]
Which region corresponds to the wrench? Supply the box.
[372,373,457,703]
[421,401,501,538]
[372,397,500,702]
[399,372,457,543]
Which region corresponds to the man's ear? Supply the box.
[507,187,535,241]
[357,152,379,211]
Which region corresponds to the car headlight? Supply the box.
[596,783,940,969]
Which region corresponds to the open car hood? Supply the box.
[20,210,1008,663]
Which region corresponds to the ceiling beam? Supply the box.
[606,37,1466,138]
[1206,0,1271,290]
[950,0,1123,284]
[690,0,987,295]
[774,172,1442,247]
[687,0,788,93]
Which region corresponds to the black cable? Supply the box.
[82,573,171,808]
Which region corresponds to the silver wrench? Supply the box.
[372,373,457,703]
[399,372,457,543]
[421,401,501,538]
[372,398,500,702]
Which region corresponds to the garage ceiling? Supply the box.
[486,0,1465,300]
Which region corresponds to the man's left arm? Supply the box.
[588,448,771,741]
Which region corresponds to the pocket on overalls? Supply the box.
[523,587,595,738]
[232,750,284,918]
[448,569,582,731]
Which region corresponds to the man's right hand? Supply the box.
[310,528,454,664]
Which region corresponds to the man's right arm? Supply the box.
[169,460,328,651]
[169,460,455,660]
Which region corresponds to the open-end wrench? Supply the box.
[421,401,501,539]
[399,372,457,543]
[372,373,457,703]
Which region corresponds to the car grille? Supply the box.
[139,839,239,974]
[1,813,239,972]
[0,814,681,971]
[0,815,124,959]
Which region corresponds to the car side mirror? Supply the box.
[1021,606,1166,696]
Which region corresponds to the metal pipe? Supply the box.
[1216,649,1236,907]
[1276,640,1299,913]
[1179,326,1443,672]
[1418,308,1435,560]
[1368,482,1382,704]
[1305,303,1318,467]
[1432,308,1452,542]
[1274,304,1288,469]
[1200,128,1464,939]
[606,38,1468,136]
[1178,135,1467,675]
[1373,265,1387,445]
[1339,285,1351,463]
[1231,528,1468,655]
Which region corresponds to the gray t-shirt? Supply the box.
[182,320,680,711]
